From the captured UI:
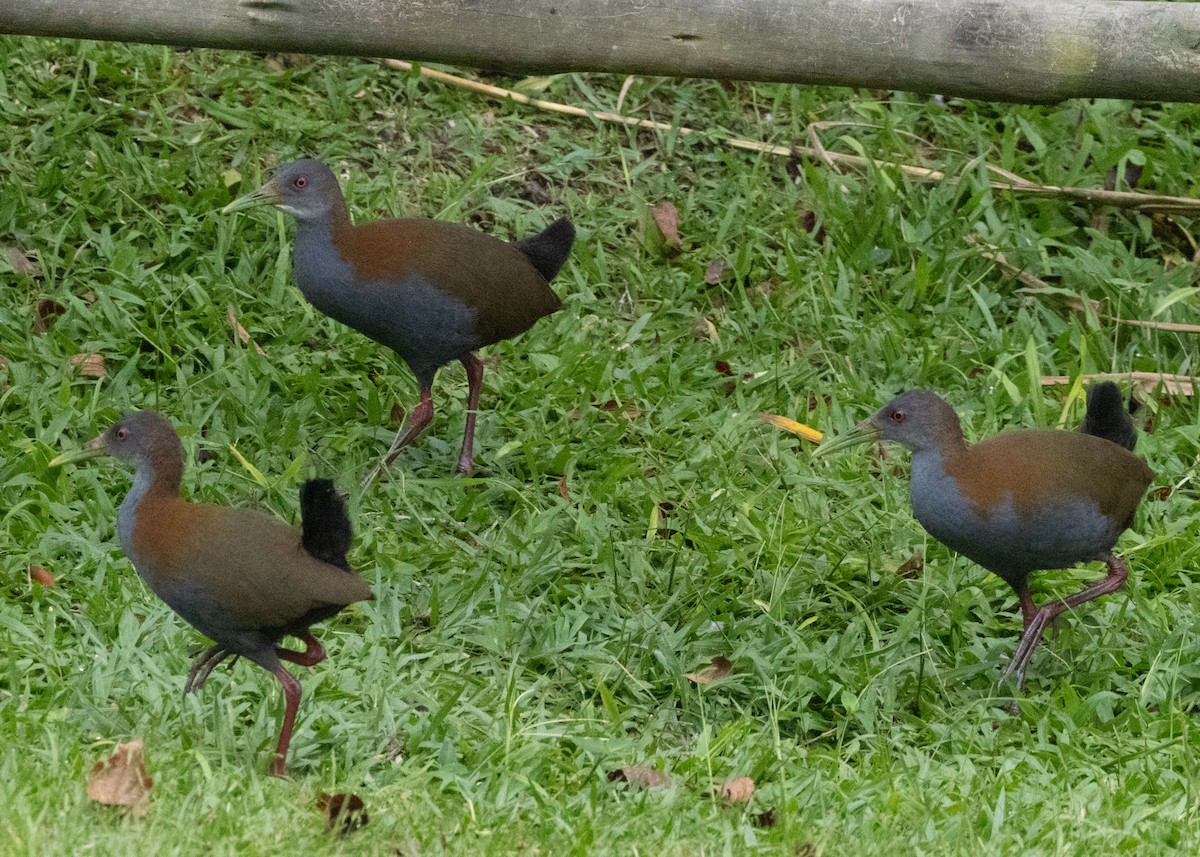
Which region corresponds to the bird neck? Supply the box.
[909,429,968,473]
[292,196,356,309]
[939,431,969,461]
[116,450,183,558]
[326,192,351,234]
[296,193,351,242]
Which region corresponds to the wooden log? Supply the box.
[1,0,1198,103]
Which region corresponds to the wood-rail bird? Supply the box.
[52,412,373,776]
[223,158,575,482]
[816,383,1152,686]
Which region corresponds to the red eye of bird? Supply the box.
[293,176,308,189]
[116,427,129,441]
[891,409,906,424]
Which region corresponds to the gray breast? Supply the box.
[117,468,153,567]
[293,221,480,387]
[908,450,1115,586]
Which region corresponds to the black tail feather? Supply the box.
[300,479,353,571]
[515,217,575,282]
[1081,381,1138,451]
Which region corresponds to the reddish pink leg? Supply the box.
[1001,555,1129,688]
[1017,587,1037,630]
[458,353,484,476]
[277,632,326,667]
[1017,584,1063,643]
[362,388,434,488]
[385,388,435,465]
[268,634,327,777]
[270,667,303,778]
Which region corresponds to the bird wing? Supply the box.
[130,498,372,633]
[335,218,562,346]
[953,431,1153,522]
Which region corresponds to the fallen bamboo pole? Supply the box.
[2,0,1199,102]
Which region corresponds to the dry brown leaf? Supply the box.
[799,209,828,243]
[1041,372,1195,397]
[686,655,732,684]
[70,353,107,378]
[28,565,56,587]
[715,776,755,803]
[607,766,671,789]
[4,245,37,276]
[34,299,65,334]
[896,552,924,577]
[650,202,682,253]
[704,257,730,285]
[558,472,571,501]
[714,359,755,395]
[317,792,368,835]
[87,739,152,816]
[754,808,779,828]
[593,399,640,419]
[227,305,267,356]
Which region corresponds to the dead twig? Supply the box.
[381,60,1200,216]
[967,237,1200,334]
[1041,372,1196,397]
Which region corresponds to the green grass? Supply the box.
[2,36,1200,855]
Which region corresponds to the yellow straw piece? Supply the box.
[758,413,823,443]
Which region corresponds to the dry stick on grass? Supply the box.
[381,63,1199,406]
[1041,372,1197,397]
[382,59,1200,217]
[386,60,1198,346]
[1108,318,1200,334]
[804,120,1008,182]
[966,237,1200,334]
